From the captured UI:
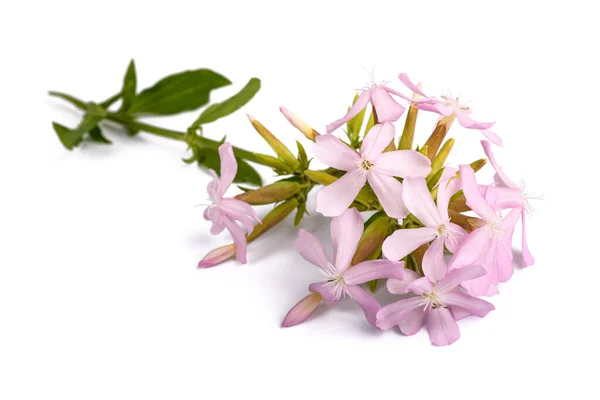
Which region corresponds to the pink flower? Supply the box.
[202,143,261,265]
[447,164,521,296]
[281,208,405,328]
[381,170,468,282]
[398,73,502,146]
[326,82,407,134]
[480,140,536,267]
[313,122,431,217]
[377,257,495,346]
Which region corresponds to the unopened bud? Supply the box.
[253,153,292,173]
[247,114,300,170]
[280,107,320,141]
[247,198,299,243]
[281,292,322,327]
[423,115,456,160]
[198,243,236,268]
[398,83,422,150]
[351,213,392,265]
[235,181,301,205]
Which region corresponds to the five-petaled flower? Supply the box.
[398,73,503,146]
[201,143,261,266]
[282,208,405,328]
[382,169,467,282]
[313,122,431,217]
[377,255,495,346]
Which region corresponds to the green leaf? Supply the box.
[198,149,262,186]
[191,78,260,127]
[129,69,230,115]
[120,59,137,112]
[294,201,307,227]
[296,140,308,166]
[48,91,86,111]
[52,122,84,150]
[88,126,111,144]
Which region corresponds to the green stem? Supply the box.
[105,112,263,164]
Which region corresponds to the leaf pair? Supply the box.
[52,103,110,149]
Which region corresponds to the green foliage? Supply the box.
[129,69,231,115]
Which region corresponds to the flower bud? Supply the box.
[253,153,292,173]
[281,292,322,327]
[351,213,392,265]
[423,115,456,160]
[279,107,320,141]
[247,198,299,243]
[247,114,300,170]
[198,243,236,268]
[398,83,422,150]
[429,138,454,178]
[235,181,301,205]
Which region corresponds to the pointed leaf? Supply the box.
[191,78,260,127]
[120,59,137,112]
[129,69,231,115]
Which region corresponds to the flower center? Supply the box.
[424,291,445,309]
[361,159,374,171]
[441,95,470,112]
[319,262,347,300]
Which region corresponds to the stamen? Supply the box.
[520,179,544,217]
[318,262,347,300]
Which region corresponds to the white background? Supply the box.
[1,1,598,399]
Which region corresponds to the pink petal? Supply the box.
[315,168,367,217]
[309,282,340,307]
[223,217,248,264]
[422,236,447,283]
[459,164,498,222]
[441,290,495,318]
[295,229,330,270]
[433,103,455,116]
[521,211,535,267]
[426,307,460,346]
[397,305,427,336]
[313,134,360,171]
[370,87,406,123]
[326,89,372,134]
[360,122,396,161]
[382,227,437,261]
[217,143,237,198]
[435,265,487,294]
[445,223,468,253]
[436,176,461,221]
[448,227,491,269]
[347,285,381,328]
[204,206,226,235]
[206,169,220,202]
[387,269,420,294]
[331,208,364,272]
[450,306,472,321]
[197,243,237,268]
[481,130,503,146]
[343,260,405,285]
[374,151,432,178]
[406,277,435,295]
[397,73,428,97]
[485,187,524,210]
[402,178,441,227]
[220,198,261,233]
[281,293,322,327]
[367,172,409,219]
[376,296,426,331]
[481,140,517,188]
[455,111,495,130]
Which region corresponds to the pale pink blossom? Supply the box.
[201,143,261,265]
[282,208,405,328]
[382,170,467,282]
[480,140,536,267]
[377,255,494,346]
[448,164,521,296]
[313,122,431,217]
[398,73,502,146]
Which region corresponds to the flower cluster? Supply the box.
[199,72,538,346]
